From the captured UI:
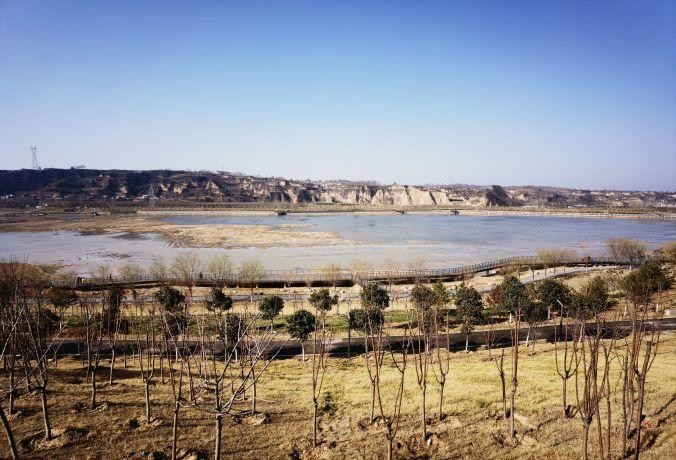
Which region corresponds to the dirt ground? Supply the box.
[2,332,674,459]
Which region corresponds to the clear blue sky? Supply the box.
[1,0,675,190]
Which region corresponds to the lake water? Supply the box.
[1,213,675,275]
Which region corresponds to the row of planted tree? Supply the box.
[0,257,672,459]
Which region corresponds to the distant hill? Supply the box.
[1,168,674,209]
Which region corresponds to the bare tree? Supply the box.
[350,260,372,287]
[375,321,409,460]
[171,252,204,286]
[104,285,127,385]
[536,249,557,276]
[186,307,286,458]
[382,257,401,293]
[16,278,66,441]
[208,254,233,288]
[311,308,331,447]
[431,281,451,418]
[554,321,578,417]
[508,304,521,441]
[240,260,263,304]
[79,292,104,409]
[410,283,435,440]
[574,319,604,460]
[150,258,169,281]
[323,263,342,292]
[607,238,645,268]
[137,297,159,422]
[482,314,508,419]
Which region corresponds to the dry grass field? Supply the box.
[2,332,674,459]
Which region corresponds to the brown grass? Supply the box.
[1,332,675,459]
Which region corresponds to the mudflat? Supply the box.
[0,215,347,249]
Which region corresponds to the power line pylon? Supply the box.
[31,146,39,170]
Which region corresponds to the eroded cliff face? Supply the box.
[0,168,674,208]
[318,185,453,205]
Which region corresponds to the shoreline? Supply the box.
[137,207,676,220]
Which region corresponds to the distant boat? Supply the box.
[275,209,290,216]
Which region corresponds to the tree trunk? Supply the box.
[439,382,445,419]
[501,371,507,419]
[40,387,52,440]
[214,413,222,459]
[301,343,305,362]
[465,334,469,352]
[421,387,427,440]
[370,384,376,422]
[91,367,97,409]
[634,341,652,460]
[313,401,318,447]
[172,403,179,460]
[0,405,18,460]
[509,382,516,439]
[160,354,165,384]
[387,437,393,460]
[8,369,15,415]
[582,422,590,460]
[562,375,568,417]
[109,349,115,385]
[252,366,257,413]
[145,381,151,422]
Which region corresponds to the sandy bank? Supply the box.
[0,215,347,249]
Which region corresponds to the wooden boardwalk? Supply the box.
[54,255,633,291]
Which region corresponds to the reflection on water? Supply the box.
[1,214,675,275]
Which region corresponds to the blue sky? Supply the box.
[1,0,674,190]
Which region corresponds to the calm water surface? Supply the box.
[1,214,674,275]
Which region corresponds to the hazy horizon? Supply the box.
[1,1,675,190]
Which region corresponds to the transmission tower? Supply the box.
[31,146,39,170]
[148,182,157,208]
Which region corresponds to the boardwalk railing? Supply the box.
[50,255,640,290]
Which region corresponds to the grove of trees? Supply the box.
[0,247,673,459]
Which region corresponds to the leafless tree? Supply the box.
[150,258,169,281]
[171,252,204,286]
[554,320,579,417]
[607,238,645,268]
[536,249,557,276]
[431,282,451,419]
[409,284,435,440]
[617,302,662,459]
[350,260,372,287]
[208,254,233,288]
[382,257,401,293]
[137,298,158,423]
[16,278,66,441]
[482,318,507,419]
[574,319,607,460]
[79,292,104,409]
[240,260,263,303]
[508,305,521,441]
[311,309,331,447]
[186,308,286,458]
[375,324,409,460]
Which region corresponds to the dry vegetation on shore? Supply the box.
[2,335,674,459]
